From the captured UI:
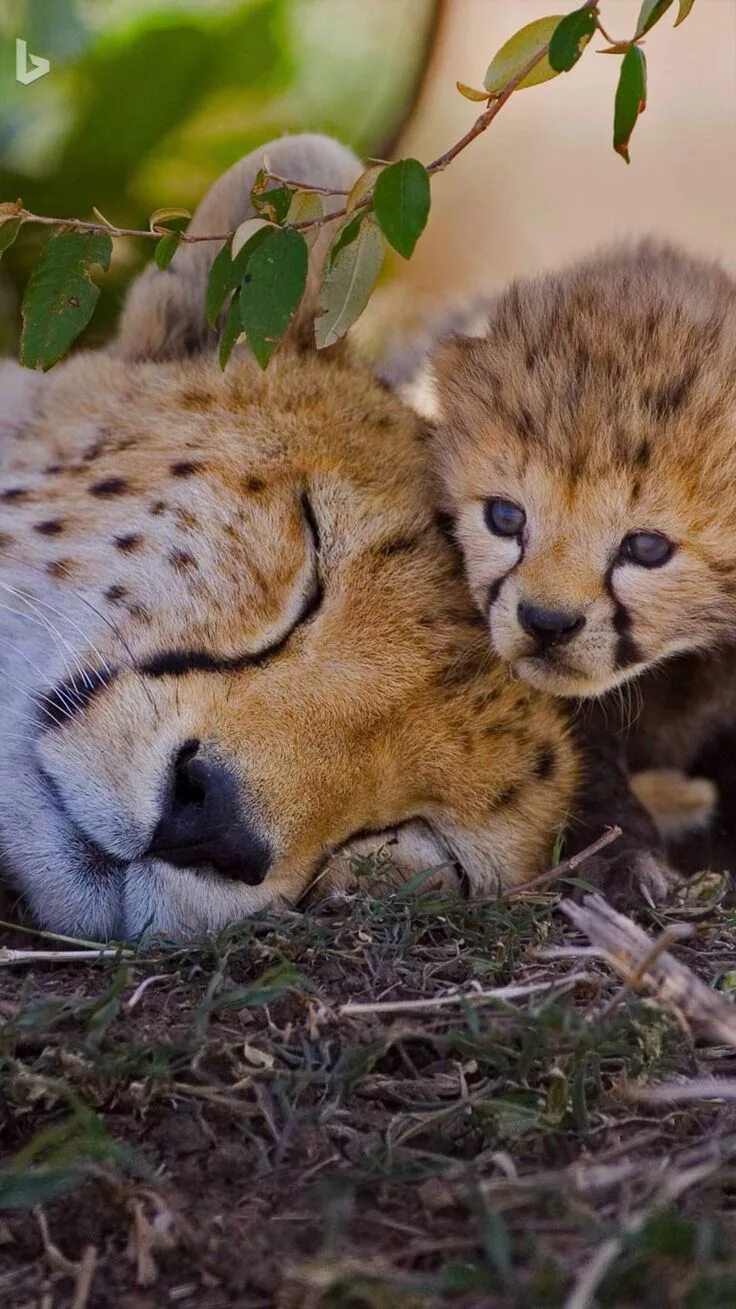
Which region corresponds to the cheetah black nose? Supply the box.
[517,602,585,649]
[147,740,272,885]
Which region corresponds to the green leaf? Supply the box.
[636,0,674,36]
[206,225,274,332]
[328,212,365,268]
[0,216,21,259]
[548,6,597,72]
[373,158,430,260]
[231,218,273,261]
[315,215,384,350]
[218,290,243,369]
[613,45,647,162]
[346,164,384,215]
[20,230,112,370]
[206,239,234,329]
[285,189,323,248]
[239,226,308,369]
[154,229,181,269]
[484,16,564,96]
[675,0,696,24]
[252,184,292,225]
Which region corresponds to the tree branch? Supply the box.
[1,36,560,245]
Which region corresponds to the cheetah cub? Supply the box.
[416,243,736,900]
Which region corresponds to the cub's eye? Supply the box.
[620,531,674,568]
[484,498,526,538]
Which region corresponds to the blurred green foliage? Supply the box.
[0,0,436,348]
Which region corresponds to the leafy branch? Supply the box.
[0,0,697,372]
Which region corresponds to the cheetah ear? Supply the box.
[114,133,362,364]
[0,360,46,437]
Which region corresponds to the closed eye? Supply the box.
[139,491,323,678]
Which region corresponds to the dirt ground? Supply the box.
[2,864,736,1308]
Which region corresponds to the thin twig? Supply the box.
[626,1078,736,1104]
[3,31,566,246]
[339,970,597,1016]
[126,972,172,1010]
[11,209,231,244]
[0,946,132,965]
[426,43,552,175]
[262,170,349,196]
[0,917,122,951]
[472,825,622,908]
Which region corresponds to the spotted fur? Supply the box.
[426,242,736,699]
[0,135,577,940]
[408,242,736,898]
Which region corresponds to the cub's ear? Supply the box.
[114,133,362,363]
[0,360,46,439]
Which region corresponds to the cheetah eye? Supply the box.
[484,498,525,538]
[619,531,675,568]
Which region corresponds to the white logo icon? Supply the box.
[16,39,51,86]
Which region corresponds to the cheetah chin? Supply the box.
[0,134,577,940]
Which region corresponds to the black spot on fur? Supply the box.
[105,584,128,602]
[170,460,201,477]
[433,510,456,542]
[634,439,651,469]
[149,500,167,516]
[515,406,537,441]
[169,549,198,572]
[375,535,419,558]
[46,559,74,580]
[643,367,697,422]
[1,487,29,502]
[90,477,130,497]
[496,783,520,808]
[45,464,62,475]
[115,533,143,553]
[34,519,64,536]
[534,745,556,781]
[243,476,265,494]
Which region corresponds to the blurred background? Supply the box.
[0,0,733,354]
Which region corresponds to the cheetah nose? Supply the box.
[147,740,272,885]
[517,601,585,649]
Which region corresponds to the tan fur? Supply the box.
[428,242,736,698]
[0,135,578,939]
[630,770,716,841]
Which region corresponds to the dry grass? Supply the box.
[1,861,736,1307]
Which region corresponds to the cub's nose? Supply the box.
[517,601,585,649]
[147,740,272,885]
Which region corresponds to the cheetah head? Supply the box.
[0,136,576,939]
[429,243,736,698]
